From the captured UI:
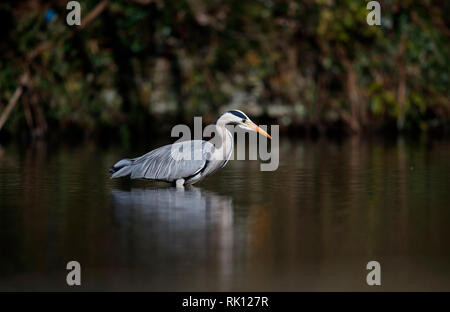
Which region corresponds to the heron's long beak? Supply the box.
[246,121,271,139]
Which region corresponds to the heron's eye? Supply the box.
[242,119,246,123]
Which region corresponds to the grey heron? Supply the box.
[109,110,271,186]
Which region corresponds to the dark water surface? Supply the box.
[0,138,449,291]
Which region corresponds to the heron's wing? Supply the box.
[125,140,214,182]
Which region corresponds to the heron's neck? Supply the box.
[212,123,232,143]
[208,123,233,157]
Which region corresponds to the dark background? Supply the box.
[1,1,450,292]
[0,0,448,144]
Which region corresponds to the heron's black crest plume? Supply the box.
[229,110,248,119]
[212,110,249,124]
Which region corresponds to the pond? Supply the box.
[0,137,449,291]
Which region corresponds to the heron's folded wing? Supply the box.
[129,140,214,182]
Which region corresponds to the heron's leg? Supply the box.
[175,178,185,188]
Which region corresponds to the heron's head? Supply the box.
[215,110,271,139]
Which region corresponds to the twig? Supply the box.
[27,0,110,61]
[79,0,110,30]
[0,74,29,131]
[1,0,110,133]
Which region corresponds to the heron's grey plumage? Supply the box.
[110,110,268,186]
[111,140,216,182]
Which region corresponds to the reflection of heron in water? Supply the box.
[110,187,234,288]
[111,187,233,225]
[109,110,271,187]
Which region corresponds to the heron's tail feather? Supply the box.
[109,158,134,178]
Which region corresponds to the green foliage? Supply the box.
[0,0,448,137]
